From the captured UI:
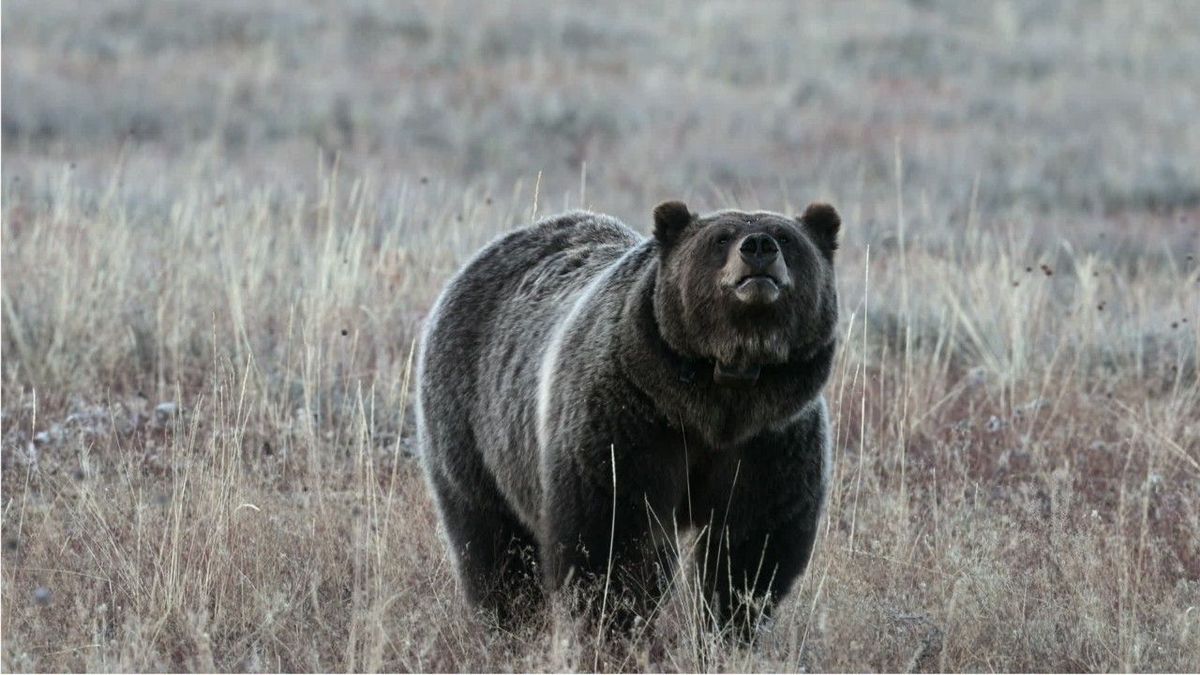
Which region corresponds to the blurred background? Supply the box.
[6,1,1198,229]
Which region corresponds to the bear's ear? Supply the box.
[653,200,694,250]
[799,202,840,254]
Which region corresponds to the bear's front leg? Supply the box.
[541,453,670,634]
[695,508,819,642]
[692,415,828,643]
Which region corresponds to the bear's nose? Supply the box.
[739,233,779,267]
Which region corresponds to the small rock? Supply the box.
[1013,398,1049,417]
[964,366,988,389]
[33,587,52,605]
[32,424,64,446]
[154,402,179,420]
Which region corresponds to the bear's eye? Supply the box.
[716,234,732,247]
[777,234,790,245]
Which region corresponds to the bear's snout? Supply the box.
[723,233,791,305]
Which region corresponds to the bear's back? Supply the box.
[418,211,644,527]
[423,212,641,366]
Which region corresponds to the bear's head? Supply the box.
[651,200,840,386]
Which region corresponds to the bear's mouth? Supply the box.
[736,273,780,287]
[733,274,782,304]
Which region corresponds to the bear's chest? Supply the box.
[610,399,823,530]
[603,414,753,521]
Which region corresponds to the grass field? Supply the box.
[2,1,1198,671]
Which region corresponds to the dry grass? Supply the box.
[2,1,1199,671]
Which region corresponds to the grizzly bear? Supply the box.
[416,200,840,635]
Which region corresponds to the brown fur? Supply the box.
[416,201,841,636]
